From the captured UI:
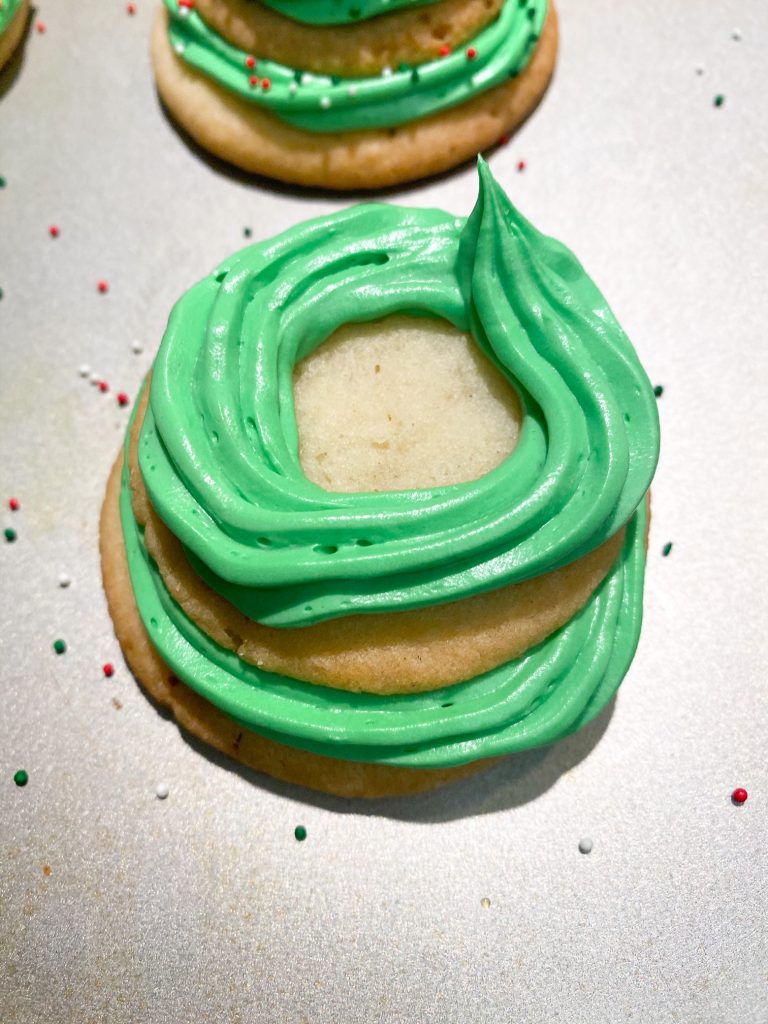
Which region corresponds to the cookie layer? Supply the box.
[194,0,504,76]
[101,454,492,798]
[151,3,557,188]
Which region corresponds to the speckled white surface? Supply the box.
[1,2,767,1021]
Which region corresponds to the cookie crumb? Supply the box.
[111,697,123,710]
[42,864,52,876]
[480,897,491,909]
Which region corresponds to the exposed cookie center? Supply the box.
[293,314,522,492]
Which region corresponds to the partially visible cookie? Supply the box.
[151,0,558,189]
[0,0,29,73]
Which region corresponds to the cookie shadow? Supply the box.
[0,3,33,100]
[175,696,616,823]
[154,86,549,204]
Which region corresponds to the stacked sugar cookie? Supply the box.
[101,164,659,797]
[152,0,557,187]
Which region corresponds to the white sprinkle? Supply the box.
[57,572,71,588]
[156,782,170,800]
[381,65,393,77]
[731,28,742,41]
[177,4,189,15]
[89,372,101,385]
[578,837,593,855]
[695,64,704,76]
[174,42,185,55]
[78,364,91,377]
[320,96,331,109]
[288,82,298,95]
[131,340,143,354]
[301,72,313,85]
[347,85,358,98]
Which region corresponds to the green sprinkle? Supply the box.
[243,227,252,238]
[4,527,17,543]
[13,770,28,787]
[294,825,307,841]
[662,542,673,557]
[714,94,725,107]
[0,176,6,188]
[53,638,67,654]
[411,69,420,84]
[653,384,664,398]
[398,62,409,73]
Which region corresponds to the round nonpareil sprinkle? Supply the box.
[58,572,71,588]
[4,527,17,543]
[13,770,29,787]
[438,45,451,57]
[53,639,67,654]
[99,381,109,393]
[156,782,170,800]
[731,787,748,805]
[89,372,101,385]
[79,364,91,377]
[49,225,60,238]
[294,825,307,841]
[35,20,45,33]
[117,392,130,407]
[578,837,593,854]
[517,159,526,172]
[731,28,742,41]
[103,663,115,678]
[8,497,19,511]
[132,340,143,354]
[653,384,664,397]
[714,94,725,108]
[97,280,109,294]
[466,47,477,60]
[127,3,137,13]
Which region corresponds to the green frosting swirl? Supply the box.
[140,161,659,629]
[0,0,23,35]
[163,0,546,132]
[118,163,658,768]
[258,0,435,28]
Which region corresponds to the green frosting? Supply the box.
[0,0,23,35]
[259,0,435,26]
[163,0,546,132]
[119,163,659,769]
[140,161,659,629]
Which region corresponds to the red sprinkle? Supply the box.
[178,0,194,7]
[261,77,271,92]
[249,75,259,87]
[127,2,136,13]
[245,55,256,69]
[8,498,20,511]
[97,280,109,294]
[103,663,115,678]
[466,47,477,60]
[35,20,46,33]
[99,380,109,393]
[117,391,130,407]
[517,159,526,172]
[498,134,510,146]
[438,45,451,57]
[731,787,748,805]
[49,224,60,238]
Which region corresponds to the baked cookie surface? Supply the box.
[0,0,29,72]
